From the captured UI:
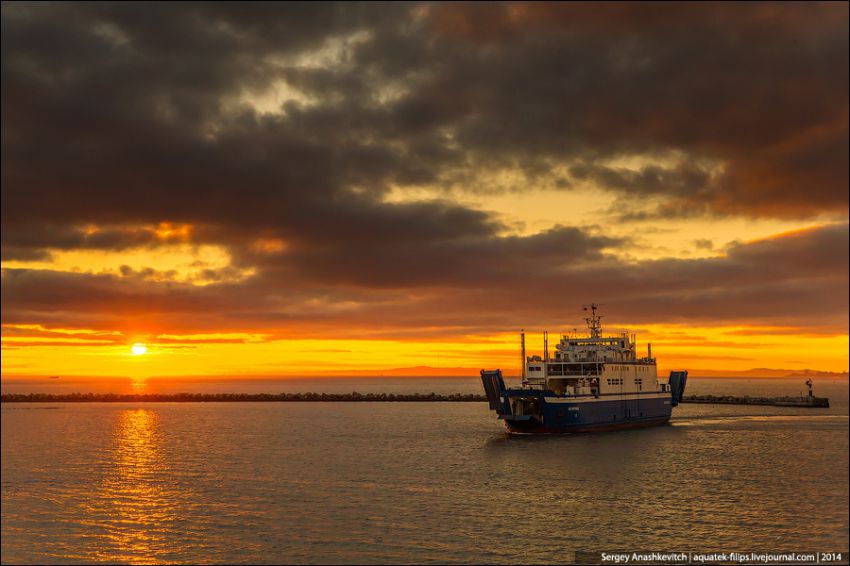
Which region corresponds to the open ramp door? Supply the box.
[480,369,508,414]
[668,370,688,406]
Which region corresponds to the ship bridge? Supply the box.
[554,333,636,363]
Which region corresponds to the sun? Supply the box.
[131,343,148,356]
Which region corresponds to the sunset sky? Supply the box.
[2,2,848,379]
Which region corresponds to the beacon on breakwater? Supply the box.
[480,304,688,433]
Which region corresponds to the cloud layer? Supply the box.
[2,3,848,345]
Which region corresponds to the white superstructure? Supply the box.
[522,303,671,397]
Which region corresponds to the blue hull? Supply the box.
[506,416,670,434]
[504,396,672,434]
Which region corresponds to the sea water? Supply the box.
[2,378,848,564]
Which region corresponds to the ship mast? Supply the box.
[583,303,604,339]
[520,329,527,384]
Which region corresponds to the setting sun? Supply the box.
[130,343,148,356]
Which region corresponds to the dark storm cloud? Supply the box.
[434,2,848,216]
[3,223,847,335]
[1,2,848,338]
[1,246,52,262]
[2,2,420,233]
[1,224,190,254]
[569,161,713,198]
[4,3,847,236]
[278,226,622,287]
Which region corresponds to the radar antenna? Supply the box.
[582,303,604,339]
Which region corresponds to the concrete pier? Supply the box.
[680,394,829,408]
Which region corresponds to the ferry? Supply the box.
[480,304,688,433]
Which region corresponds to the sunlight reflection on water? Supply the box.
[92,409,177,564]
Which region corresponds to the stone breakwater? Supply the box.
[0,392,830,407]
[680,394,829,407]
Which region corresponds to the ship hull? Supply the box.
[504,394,674,434]
[505,415,670,434]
